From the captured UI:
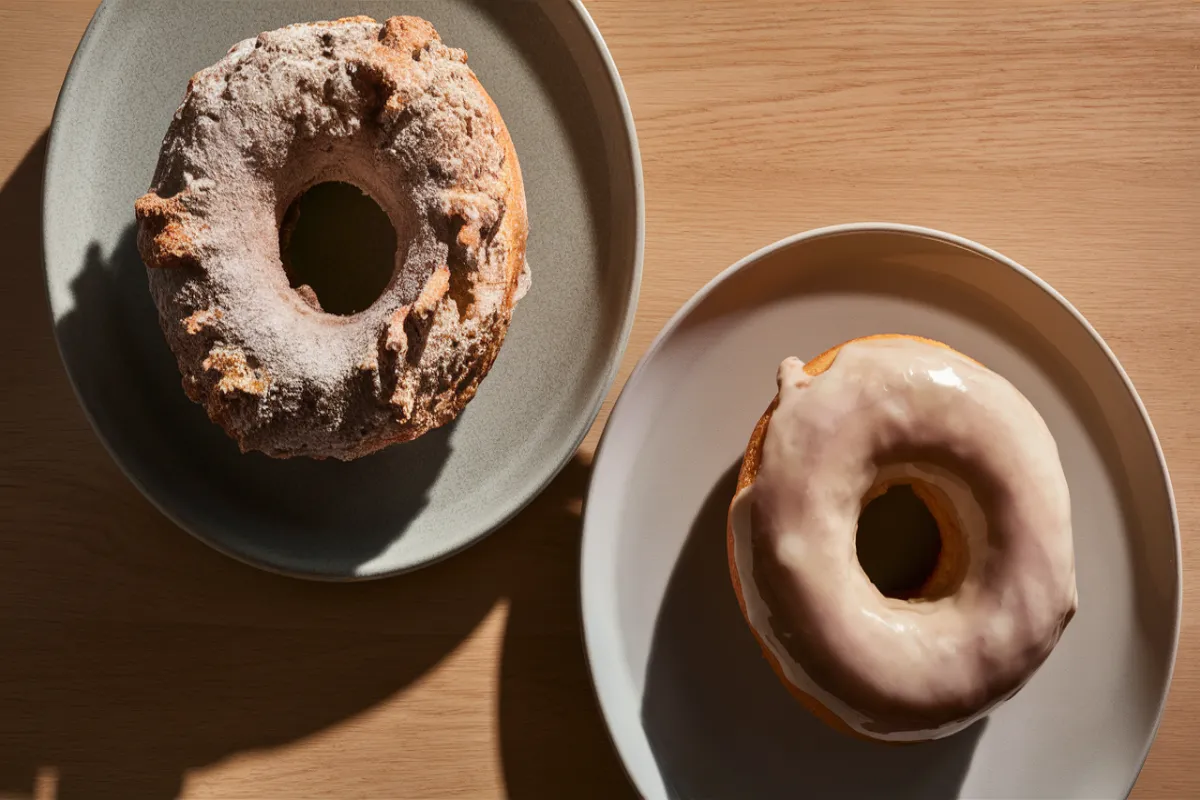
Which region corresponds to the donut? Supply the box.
[133,16,529,460]
[727,334,1077,741]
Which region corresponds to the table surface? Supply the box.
[1,1,1196,797]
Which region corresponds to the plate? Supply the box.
[582,224,1180,798]
[43,0,642,578]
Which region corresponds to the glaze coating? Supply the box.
[729,336,1077,741]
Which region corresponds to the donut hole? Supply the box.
[856,483,945,600]
[279,181,397,316]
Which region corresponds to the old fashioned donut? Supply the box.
[134,16,529,460]
[727,335,1077,741]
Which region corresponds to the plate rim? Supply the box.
[41,0,645,581]
[580,221,1182,799]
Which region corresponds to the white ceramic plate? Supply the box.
[43,0,642,579]
[582,224,1180,799]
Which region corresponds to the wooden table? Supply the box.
[1,1,1195,797]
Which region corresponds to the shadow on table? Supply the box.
[0,134,631,798]
[641,462,985,799]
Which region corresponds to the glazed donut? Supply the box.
[727,335,1077,741]
[134,16,528,460]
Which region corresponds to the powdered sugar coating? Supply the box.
[134,16,529,459]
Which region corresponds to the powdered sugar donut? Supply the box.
[134,16,528,460]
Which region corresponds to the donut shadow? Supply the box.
[641,461,985,799]
[54,219,455,576]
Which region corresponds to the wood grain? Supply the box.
[1,1,1196,797]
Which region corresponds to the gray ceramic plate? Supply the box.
[44,0,643,579]
[583,225,1180,798]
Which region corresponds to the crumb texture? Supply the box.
[133,15,529,459]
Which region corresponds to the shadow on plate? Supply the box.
[641,461,985,799]
[54,214,457,574]
[1,135,632,797]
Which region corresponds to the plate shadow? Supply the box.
[3,134,635,798]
